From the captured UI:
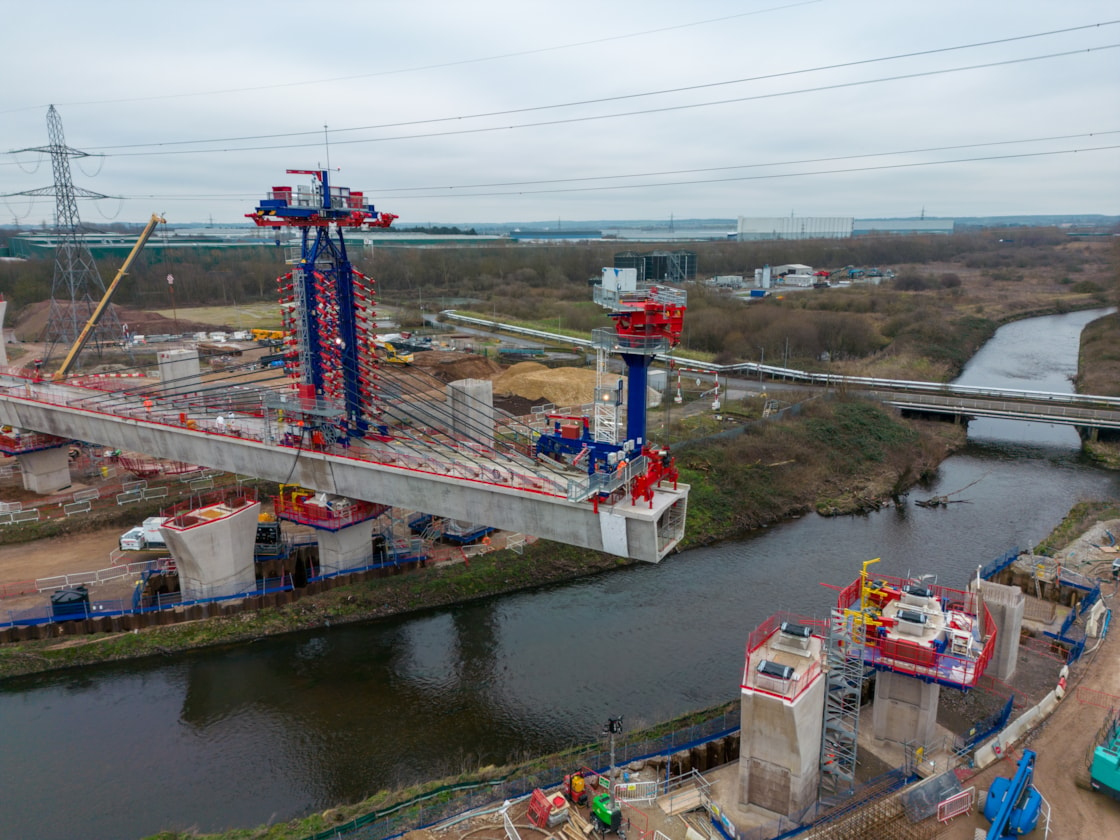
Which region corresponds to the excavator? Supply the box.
[53,213,166,379]
[372,338,413,364]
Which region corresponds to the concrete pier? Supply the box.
[0,298,7,366]
[871,670,940,745]
[738,622,825,816]
[448,378,494,445]
[160,498,260,600]
[315,520,375,574]
[16,445,71,493]
[158,348,201,395]
[976,579,1024,681]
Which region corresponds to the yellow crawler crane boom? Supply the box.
[54,213,166,379]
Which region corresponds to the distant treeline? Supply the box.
[1,227,1114,374]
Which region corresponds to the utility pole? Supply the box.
[605,715,624,790]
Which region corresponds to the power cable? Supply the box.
[43,21,1120,154]
[376,144,1120,200]
[0,1,823,115]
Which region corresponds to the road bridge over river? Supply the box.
[443,312,1120,439]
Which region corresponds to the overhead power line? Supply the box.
[72,20,1120,154]
[0,2,826,115]
[46,44,1117,162]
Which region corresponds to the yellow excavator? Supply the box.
[372,339,413,364]
[54,213,166,379]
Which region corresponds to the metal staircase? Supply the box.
[819,608,867,798]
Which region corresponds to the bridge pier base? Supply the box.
[17,445,71,494]
[315,521,374,574]
[160,499,260,600]
[872,670,939,745]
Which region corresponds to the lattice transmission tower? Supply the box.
[13,105,122,360]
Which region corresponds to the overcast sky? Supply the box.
[2,1,1118,226]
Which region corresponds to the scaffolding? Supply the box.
[819,607,867,799]
[592,346,621,444]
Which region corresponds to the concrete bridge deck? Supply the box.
[0,374,688,563]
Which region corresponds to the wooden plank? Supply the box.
[657,787,705,816]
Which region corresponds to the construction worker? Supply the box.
[143,397,153,415]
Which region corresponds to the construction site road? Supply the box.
[942,581,1120,839]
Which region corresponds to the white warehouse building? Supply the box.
[737,216,853,241]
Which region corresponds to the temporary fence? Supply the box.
[301,709,741,840]
[937,786,975,824]
[2,573,292,628]
[979,546,1021,581]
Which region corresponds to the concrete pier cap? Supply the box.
[160,497,260,601]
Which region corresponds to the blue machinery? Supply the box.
[982,749,1043,838]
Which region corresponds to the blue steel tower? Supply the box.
[248,170,396,438]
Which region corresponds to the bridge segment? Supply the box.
[0,377,687,563]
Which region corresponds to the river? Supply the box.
[1,309,1116,840]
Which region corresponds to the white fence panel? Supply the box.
[612,779,659,804]
[64,500,92,516]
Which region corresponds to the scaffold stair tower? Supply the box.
[819,606,867,799]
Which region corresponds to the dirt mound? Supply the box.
[11,300,225,341]
[410,350,503,383]
[494,361,621,406]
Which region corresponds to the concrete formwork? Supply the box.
[976,579,1024,681]
[871,670,939,746]
[16,445,71,493]
[738,677,825,815]
[160,499,260,600]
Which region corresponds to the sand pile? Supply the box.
[493,361,622,406]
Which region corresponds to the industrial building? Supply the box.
[736,216,955,241]
[613,250,697,284]
[853,219,955,236]
[736,217,853,241]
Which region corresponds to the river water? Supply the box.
[1,309,1116,840]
